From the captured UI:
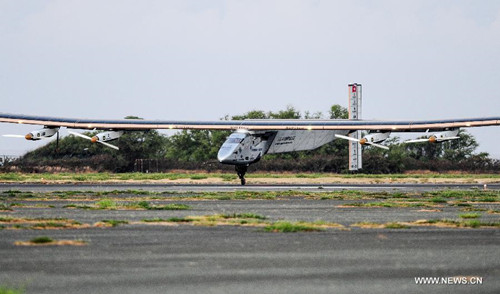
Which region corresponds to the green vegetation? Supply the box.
[222,213,267,220]
[0,203,12,211]
[352,218,500,229]
[143,217,193,223]
[341,201,432,208]
[96,199,117,209]
[463,220,481,228]
[384,222,409,229]
[3,172,500,183]
[139,214,343,232]
[0,286,25,294]
[430,197,447,203]
[30,236,53,244]
[63,204,94,209]
[96,189,153,196]
[127,202,191,210]
[419,219,500,228]
[136,201,151,209]
[101,220,129,227]
[165,217,193,222]
[458,213,481,219]
[0,217,82,230]
[220,174,237,181]
[33,222,70,228]
[264,221,323,233]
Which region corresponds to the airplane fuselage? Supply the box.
[217,129,350,166]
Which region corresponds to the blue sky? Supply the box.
[1,0,500,157]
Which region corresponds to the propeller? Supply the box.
[4,130,60,153]
[405,136,460,144]
[335,134,389,150]
[68,131,119,150]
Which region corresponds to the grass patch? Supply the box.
[2,190,22,194]
[142,218,167,222]
[1,190,34,199]
[220,174,237,181]
[0,216,15,222]
[126,201,152,210]
[30,236,53,243]
[0,217,84,230]
[222,213,267,220]
[463,220,481,228]
[264,221,323,233]
[459,213,481,219]
[480,197,498,202]
[32,222,71,228]
[101,220,129,227]
[0,286,25,294]
[64,200,191,211]
[340,201,430,208]
[419,219,500,228]
[15,237,87,246]
[136,201,151,209]
[0,203,12,211]
[0,174,24,181]
[127,201,191,210]
[140,214,343,231]
[295,173,323,178]
[366,202,396,208]
[384,222,409,229]
[429,197,447,203]
[96,189,154,196]
[166,217,193,223]
[63,204,94,209]
[142,217,193,223]
[189,175,208,180]
[96,199,117,209]
[351,219,500,229]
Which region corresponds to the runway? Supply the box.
[1,182,500,193]
[0,184,499,293]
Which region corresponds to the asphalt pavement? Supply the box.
[0,184,499,293]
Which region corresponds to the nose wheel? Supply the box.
[235,165,248,185]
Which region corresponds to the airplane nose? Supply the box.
[217,146,234,163]
[91,136,98,143]
[25,133,32,140]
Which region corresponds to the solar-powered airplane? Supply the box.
[1,84,499,185]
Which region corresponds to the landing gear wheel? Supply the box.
[235,165,248,186]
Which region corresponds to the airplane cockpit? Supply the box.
[217,131,274,185]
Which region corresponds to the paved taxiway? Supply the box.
[2,182,500,193]
[0,184,499,293]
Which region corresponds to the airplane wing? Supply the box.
[0,112,499,132]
